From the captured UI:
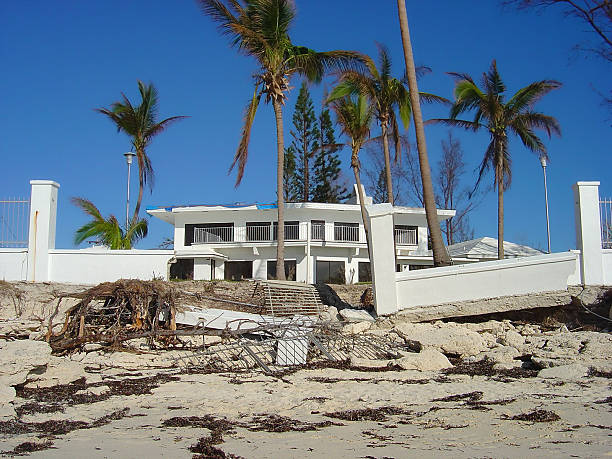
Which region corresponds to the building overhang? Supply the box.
[174,248,228,260]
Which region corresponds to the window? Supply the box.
[246,222,271,241]
[394,225,418,245]
[267,260,297,281]
[409,264,430,271]
[224,261,253,281]
[334,222,359,242]
[311,220,325,241]
[316,261,345,284]
[170,258,194,280]
[273,221,300,240]
[186,223,234,245]
[358,262,371,282]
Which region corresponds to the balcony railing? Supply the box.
[246,225,272,242]
[394,227,417,245]
[194,226,234,243]
[334,224,360,242]
[311,222,325,241]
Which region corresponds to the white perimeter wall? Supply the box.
[395,252,579,310]
[0,250,28,281]
[48,249,174,285]
[603,250,612,285]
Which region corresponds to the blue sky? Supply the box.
[1,1,609,252]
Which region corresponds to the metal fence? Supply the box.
[0,197,30,248]
[601,197,612,249]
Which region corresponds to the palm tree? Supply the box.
[198,0,366,280]
[72,198,148,249]
[96,81,186,223]
[396,0,451,266]
[430,60,561,259]
[327,94,375,251]
[327,44,446,206]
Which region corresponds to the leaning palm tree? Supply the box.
[72,198,148,249]
[198,0,366,280]
[327,94,375,252]
[430,60,561,259]
[396,0,451,266]
[327,44,446,206]
[96,81,186,223]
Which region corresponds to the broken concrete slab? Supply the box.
[339,308,375,323]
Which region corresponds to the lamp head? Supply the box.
[124,152,135,165]
[539,154,548,168]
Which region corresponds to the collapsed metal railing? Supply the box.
[174,321,408,375]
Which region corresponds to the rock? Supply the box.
[204,335,222,346]
[319,306,339,322]
[397,348,453,372]
[476,346,521,364]
[83,343,104,352]
[538,364,589,380]
[499,330,525,349]
[25,356,88,388]
[0,340,52,387]
[74,385,109,397]
[314,283,351,310]
[493,362,521,371]
[339,308,375,323]
[350,355,392,369]
[394,322,487,356]
[342,321,371,335]
[0,319,41,336]
[0,384,16,419]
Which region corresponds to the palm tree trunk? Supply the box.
[396,0,451,267]
[133,151,145,223]
[381,121,394,205]
[273,99,286,280]
[352,151,371,256]
[497,157,505,260]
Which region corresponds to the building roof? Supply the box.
[147,200,455,225]
[444,237,544,259]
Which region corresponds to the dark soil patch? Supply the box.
[444,358,537,380]
[161,415,235,436]
[594,396,612,405]
[1,440,55,455]
[432,391,483,402]
[467,398,516,409]
[15,374,178,416]
[504,409,561,422]
[306,376,428,385]
[247,414,342,432]
[324,406,409,422]
[189,435,243,459]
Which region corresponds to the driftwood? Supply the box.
[47,279,183,353]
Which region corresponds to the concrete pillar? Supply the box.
[573,181,604,285]
[365,203,398,315]
[27,180,60,282]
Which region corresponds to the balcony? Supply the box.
[334,223,360,242]
[193,223,301,244]
[394,226,417,245]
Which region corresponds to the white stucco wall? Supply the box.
[48,249,174,285]
[0,250,28,281]
[395,252,579,310]
[603,249,612,285]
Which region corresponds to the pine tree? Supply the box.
[312,109,349,203]
[283,146,300,201]
[286,82,319,202]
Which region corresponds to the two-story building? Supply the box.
[147,188,455,284]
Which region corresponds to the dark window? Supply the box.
[224,261,253,281]
[267,260,297,281]
[170,258,194,280]
[186,223,234,245]
[311,220,325,241]
[246,222,271,241]
[394,225,418,245]
[358,262,372,282]
[273,221,300,240]
[409,264,430,271]
[316,261,345,284]
[334,222,359,242]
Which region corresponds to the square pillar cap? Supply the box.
[30,180,60,188]
[365,203,394,218]
[574,181,600,187]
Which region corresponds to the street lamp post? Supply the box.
[539,154,551,253]
[124,152,136,229]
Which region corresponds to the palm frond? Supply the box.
[230,87,261,186]
[427,118,482,131]
[506,80,562,113]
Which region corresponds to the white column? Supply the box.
[27,180,60,282]
[365,203,398,315]
[573,181,604,285]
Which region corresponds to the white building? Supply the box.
[147,187,455,284]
